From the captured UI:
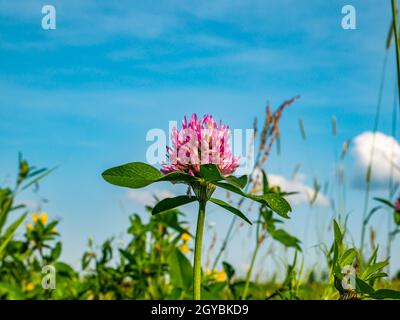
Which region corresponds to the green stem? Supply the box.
[193,200,206,300]
[392,0,400,111]
[242,241,260,300]
[360,174,371,254]
[242,211,262,300]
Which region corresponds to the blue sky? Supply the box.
[1,0,399,277]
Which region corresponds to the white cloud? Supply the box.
[127,188,176,206]
[267,173,329,206]
[351,131,400,188]
[251,169,329,206]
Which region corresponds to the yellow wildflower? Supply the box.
[181,232,191,242]
[25,283,35,291]
[180,227,191,242]
[206,269,227,282]
[214,271,227,282]
[39,212,48,225]
[179,243,190,254]
[26,223,33,231]
[32,213,39,223]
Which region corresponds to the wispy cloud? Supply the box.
[0,0,182,47]
[143,48,307,72]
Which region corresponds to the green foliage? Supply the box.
[1,157,400,300]
[168,248,193,294]
[102,162,291,220]
[270,229,301,251]
[209,198,252,225]
[0,156,68,299]
[152,196,198,215]
[200,164,248,189]
[328,220,400,300]
[102,162,196,189]
[0,213,27,257]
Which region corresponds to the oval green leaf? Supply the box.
[102,162,198,189]
[152,195,198,215]
[258,193,292,219]
[210,198,252,225]
[214,182,291,218]
[102,162,163,188]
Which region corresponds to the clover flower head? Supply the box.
[161,114,239,177]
